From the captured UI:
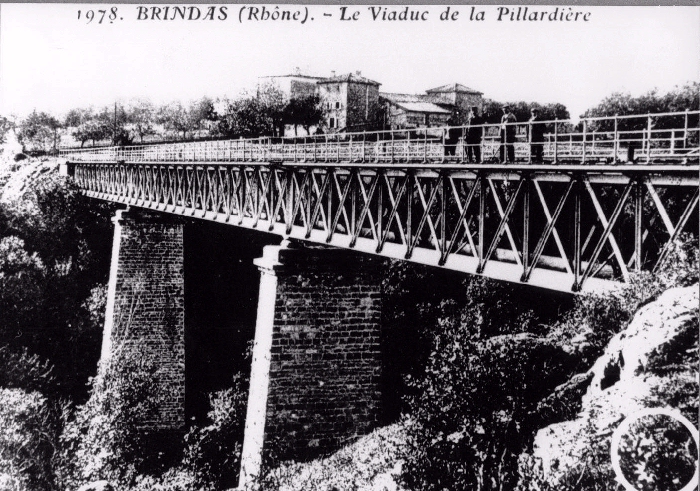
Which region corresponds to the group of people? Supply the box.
[444,105,547,163]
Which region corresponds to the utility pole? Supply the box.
[113,101,117,144]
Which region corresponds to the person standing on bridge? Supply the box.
[528,108,546,163]
[465,106,484,163]
[444,113,462,158]
[499,105,517,163]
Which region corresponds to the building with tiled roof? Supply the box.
[259,70,484,133]
[380,83,484,130]
[316,71,382,131]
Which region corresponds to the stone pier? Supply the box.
[101,208,186,431]
[239,240,383,487]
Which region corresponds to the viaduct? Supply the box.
[59,111,699,487]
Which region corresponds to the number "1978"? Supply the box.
[77,7,120,24]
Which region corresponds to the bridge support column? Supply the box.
[239,240,382,487]
[101,208,185,432]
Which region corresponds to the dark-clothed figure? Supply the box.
[444,114,462,157]
[466,106,484,163]
[500,105,517,163]
[529,108,546,162]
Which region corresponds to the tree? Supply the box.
[157,97,216,141]
[125,98,157,143]
[96,104,132,146]
[17,111,62,153]
[64,108,93,129]
[481,99,570,125]
[283,95,325,136]
[581,82,699,136]
[0,115,16,145]
[216,86,286,139]
[72,120,108,148]
[64,108,101,148]
[256,83,287,137]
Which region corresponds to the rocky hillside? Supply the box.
[270,284,698,491]
[529,284,698,489]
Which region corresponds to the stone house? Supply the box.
[316,72,382,131]
[258,70,484,134]
[380,83,484,130]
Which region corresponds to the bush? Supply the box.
[123,376,248,491]
[400,277,576,491]
[0,346,56,394]
[0,388,64,491]
[182,374,247,490]
[57,344,173,490]
[0,165,113,400]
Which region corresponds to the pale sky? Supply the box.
[1,4,698,120]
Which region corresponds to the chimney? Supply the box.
[330,70,336,78]
[355,70,362,76]
[294,66,301,75]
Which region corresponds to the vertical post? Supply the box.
[440,172,447,258]
[646,114,652,163]
[405,131,410,162]
[528,120,532,164]
[391,130,395,163]
[406,171,412,251]
[477,175,485,271]
[522,176,530,274]
[554,118,559,164]
[423,129,428,162]
[582,119,587,164]
[634,179,644,271]
[613,115,619,162]
[573,177,582,290]
[362,131,366,163]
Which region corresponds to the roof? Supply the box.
[318,73,381,86]
[425,83,483,95]
[388,101,452,114]
[380,92,428,103]
[259,74,325,81]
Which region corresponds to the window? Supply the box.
[335,101,341,109]
[329,117,336,128]
[327,102,332,110]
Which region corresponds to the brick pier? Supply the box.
[239,240,383,487]
[102,208,185,431]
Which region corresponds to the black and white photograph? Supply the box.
[0,4,698,491]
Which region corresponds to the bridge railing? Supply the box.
[60,110,699,164]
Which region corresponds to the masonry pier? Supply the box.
[239,240,383,487]
[102,208,186,431]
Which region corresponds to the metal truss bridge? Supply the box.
[61,110,699,293]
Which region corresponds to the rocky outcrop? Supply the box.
[0,158,58,204]
[530,284,699,486]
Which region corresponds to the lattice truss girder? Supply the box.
[74,163,698,293]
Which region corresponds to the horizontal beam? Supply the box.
[73,160,699,294]
[84,189,615,294]
[69,160,700,186]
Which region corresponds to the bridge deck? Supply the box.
[61,110,699,166]
[61,110,699,294]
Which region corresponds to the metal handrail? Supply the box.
[59,110,700,165]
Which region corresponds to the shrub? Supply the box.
[0,346,56,394]
[57,344,172,490]
[182,374,248,490]
[401,291,575,491]
[0,388,63,491]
